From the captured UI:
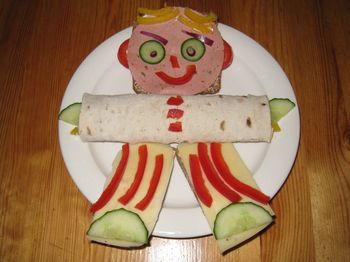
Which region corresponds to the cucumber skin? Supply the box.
[181,38,206,62]
[59,102,81,126]
[87,208,149,245]
[213,202,273,240]
[139,40,165,65]
[269,98,295,122]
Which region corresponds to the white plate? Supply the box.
[59,24,300,238]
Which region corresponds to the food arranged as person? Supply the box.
[59,6,296,253]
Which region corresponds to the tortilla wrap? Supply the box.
[79,93,272,144]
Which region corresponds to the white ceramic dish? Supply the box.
[58,24,300,238]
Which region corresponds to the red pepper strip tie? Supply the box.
[135,154,164,211]
[167,108,184,119]
[168,121,182,132]
[189,154,213,207]
[210,143,270,204]
[90,144,130,213]
[118,144,148,205]
[155,65,196,85]
[197,143,241,203]
[167,95,184,106]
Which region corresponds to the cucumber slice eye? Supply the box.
[87,208,149,244]
[181,38,206,62]
[139,40,166,64]
[214,202,273,240]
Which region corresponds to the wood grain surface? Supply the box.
[1,0,349,261]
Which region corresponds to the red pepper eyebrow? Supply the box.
[140,31,168,45]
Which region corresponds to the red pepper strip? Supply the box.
[118,144,148,205]
[167,108,184,119]
[135,154,164,211]
[155,65,196,85]
[197,143,241,203]
[167,95,184,106]
[189,154,213,207]
[90,144,130,213]
[210,143,270,204]
[168,121,182,132]
[117,39,129,68]
[170,55,180,68]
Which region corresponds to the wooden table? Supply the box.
[1,0,349,261]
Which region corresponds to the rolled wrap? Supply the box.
[79,93,272,144]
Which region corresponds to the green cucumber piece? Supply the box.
[87,208,149,244]
[214,202,272,240]
[139,40,165,64]
[59,102,81,126]
[181,38,206,62]
[269,98,295,123]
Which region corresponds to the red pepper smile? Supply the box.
[155,65,196,85]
